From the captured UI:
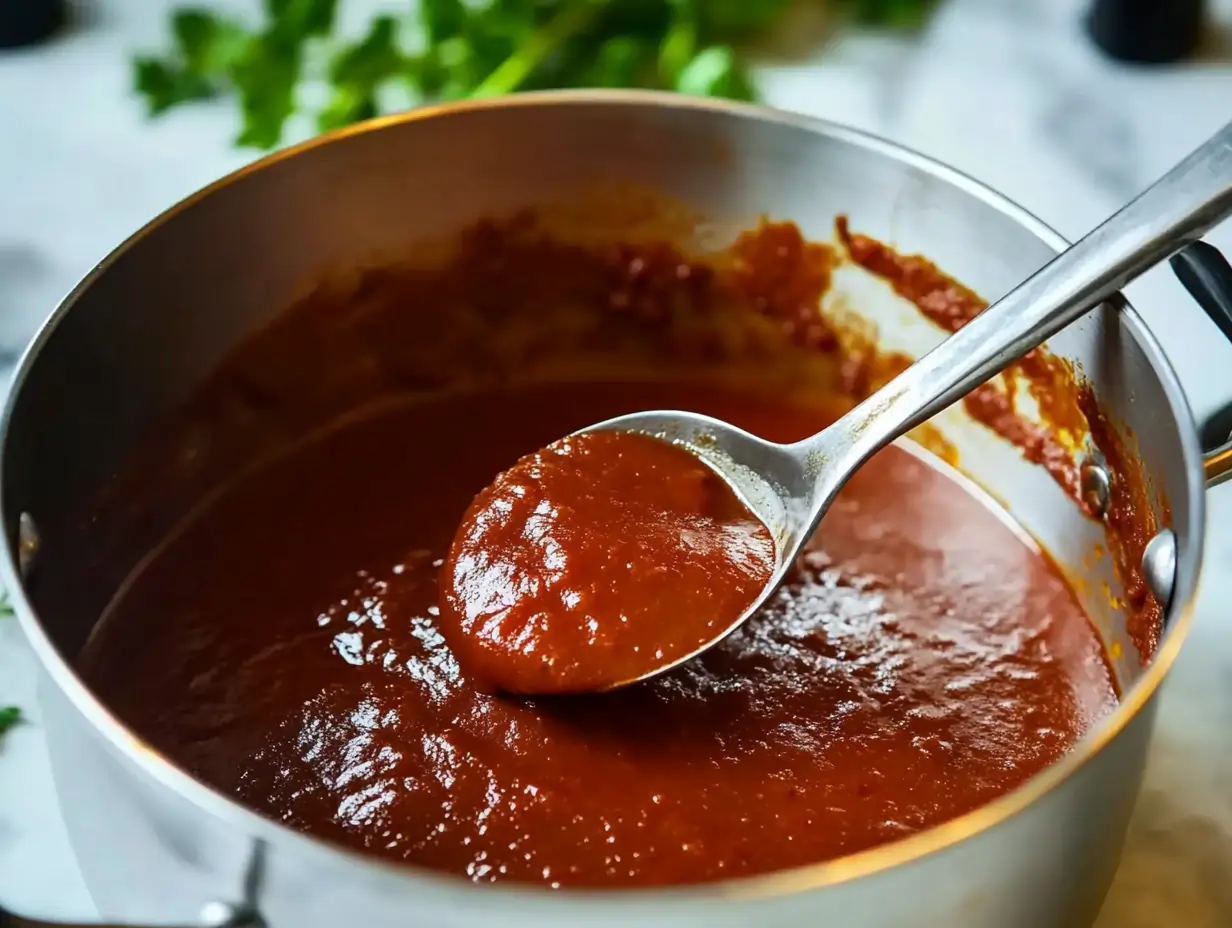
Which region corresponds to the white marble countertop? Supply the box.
[3,0,1232,923]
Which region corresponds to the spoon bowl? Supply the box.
[577,408,842,687]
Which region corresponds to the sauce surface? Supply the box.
[81,380,1117,888]
[441,430,775,694]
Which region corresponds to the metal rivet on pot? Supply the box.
[17,512,39,580]
[199,901,266,928]
[1080,459,1111,517]
[1142,528,1177,614]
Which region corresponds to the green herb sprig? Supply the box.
[134,0,934,150]
[0,706,20,741]
[0,592,20,742]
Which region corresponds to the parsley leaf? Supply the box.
[231,30,302,149]
[421,0,467,46]
[845,0,936,27]
[0,596,22,742]
[173,8,248,74]
[0,706,20,740]
[318,15,403,132]
[657,17,695,86]
[133,55,215,115]
[674,45,754,101]
[588,35,653,89]
[132,7,250,116]
[266,0,338,40]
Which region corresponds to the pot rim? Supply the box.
[0,89,1206,904]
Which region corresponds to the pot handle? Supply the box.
[1206,438,1232,488]
[0,841,266,927]
[1170,240,1232,488]
[0,905,261,928]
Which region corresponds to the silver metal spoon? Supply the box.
[582,118,1232,691]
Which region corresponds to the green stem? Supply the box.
[470,2,605,98]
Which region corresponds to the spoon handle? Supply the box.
[829,119,1232,459]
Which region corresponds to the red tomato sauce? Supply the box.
[80,380,1117,888]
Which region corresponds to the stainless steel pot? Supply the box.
[2,91,1231,928]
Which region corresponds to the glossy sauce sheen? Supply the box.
[82,380,1117,888]
[442,431,776,693]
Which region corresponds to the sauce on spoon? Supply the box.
[440,430,775,694]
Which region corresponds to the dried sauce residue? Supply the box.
[1079,387,1165,658]
[960,384,1085,503]
[723,221,955,462]
[836,215,986,332]
[838,215,1164,661]
[727,220,839,351]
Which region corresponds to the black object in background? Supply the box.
[1088,0,1206,64]
[0,0,66,49]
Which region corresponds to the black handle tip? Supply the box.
[1171,240,1232,346]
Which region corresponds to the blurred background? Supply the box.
[2,1,1232,925]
